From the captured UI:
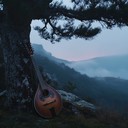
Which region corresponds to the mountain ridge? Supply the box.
[32,43,68,64]
[32,43,128,79]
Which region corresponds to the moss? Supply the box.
[0,106,128,128]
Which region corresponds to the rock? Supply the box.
[57,90,96,111]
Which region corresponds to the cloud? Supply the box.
[65,55,128,79]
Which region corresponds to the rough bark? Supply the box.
[0,22,37,110]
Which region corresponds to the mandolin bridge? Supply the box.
[43,100,56,106]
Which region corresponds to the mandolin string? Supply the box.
[23,40,46,90]
[31,55,47,89]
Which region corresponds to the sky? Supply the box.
[30,20,128,61]
[29,1,128,61]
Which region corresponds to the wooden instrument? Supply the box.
[25,43,62,118]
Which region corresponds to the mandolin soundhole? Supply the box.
[42,89,49,97]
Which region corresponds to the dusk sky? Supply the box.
[30,1,128,61]
[30,20,128,61]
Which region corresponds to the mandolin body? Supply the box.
[34,85,62,118]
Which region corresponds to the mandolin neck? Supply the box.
[31,54,46,89]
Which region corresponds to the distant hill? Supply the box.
[65,55,128,80]
[32,44,68,64]
[32,43,128,113]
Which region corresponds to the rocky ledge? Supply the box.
[58,90,96,112]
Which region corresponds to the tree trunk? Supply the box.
[0,22,37,110]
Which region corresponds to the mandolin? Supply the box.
[24,43,62,118]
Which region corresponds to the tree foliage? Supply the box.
[1,0,128,42]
